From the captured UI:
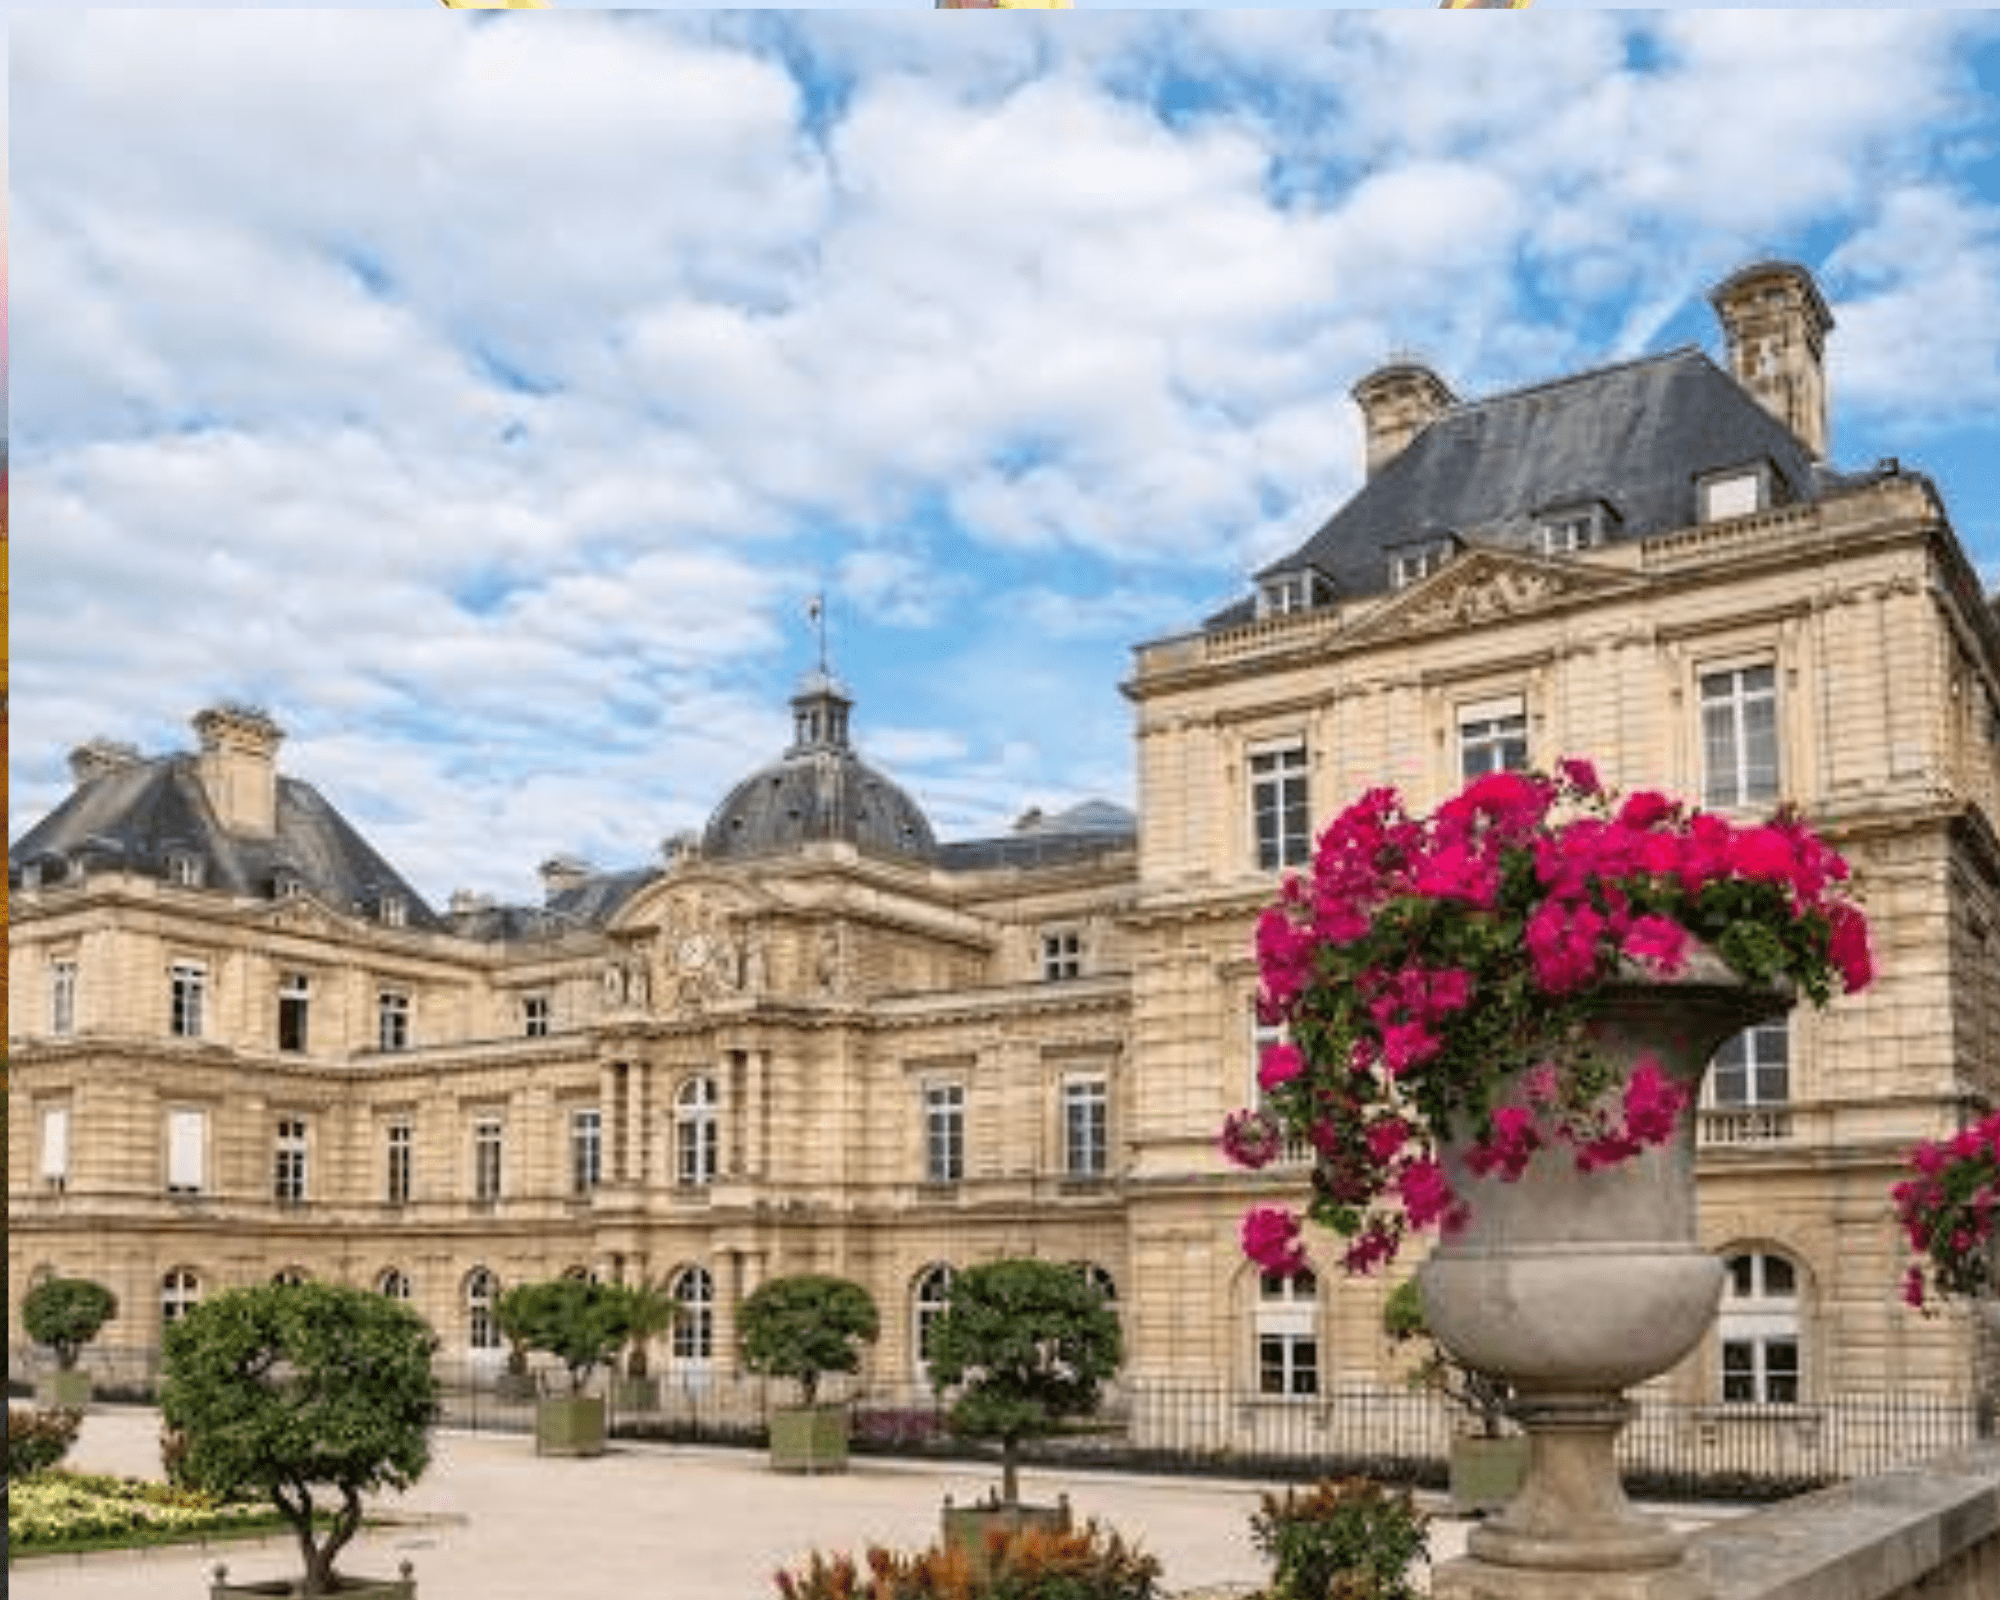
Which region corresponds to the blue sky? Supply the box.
[11,11,2000,905]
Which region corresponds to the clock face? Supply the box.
[677,934,711,972]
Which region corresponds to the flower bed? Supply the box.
[12,1470,278,1554]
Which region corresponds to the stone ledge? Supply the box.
[1693,1443,2000,1600]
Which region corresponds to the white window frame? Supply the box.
[1255,1269,1320,1398]
[273,1116,309,1205]
[1538,509,1603,556]
[1041,929,1083,982]
[1062,1077,1108,1179]
[379,1268,412,1302]
[523,994,551,1039]
[162,1268,201,1328]
[1719,1253,1801,1406]
[1711,1023,1790,1108]
[379,894,408,929]
[924,1082,965,1184]
[671,1265,715,1372]
[571,1107,603,1195]
[40,1104,71,1187]
[1700,662,1780,809]
[278,971,311,1055]
[378,989,411,1053]
[386,1120,414,1206]
[913,1263,955,1384]
[466,1267,501,1353]
[675,1077,719,1187]
[1249,738,1310,873]
[473,1118,504,1203]
[170,961,206,1040]
[167,852,204,889]
[50,958,77,1037]
[167,1107,207,1195]
[1389,540,1452,590]
[1458,695,1530,780]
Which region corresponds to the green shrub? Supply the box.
[774,1520,1160,1600]
[8,1406,83,1479]
[1249,1479,1428,1600]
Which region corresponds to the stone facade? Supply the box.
[10,264,2000,1416]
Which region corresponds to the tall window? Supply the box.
[378,990,411,1053]
[1250,742,1310,872]
[1256,1269,1319,1398]
[1720,1253,1801,1405]
[170,961,206,1039]
[1701,664,1779,809]
[671,1266,714,1364]
[40,1105,71,1189]
[167,1108,207,1195]
[914,1264,955,1381]
[466,1267,500,1352]
[523,994,551,1039]
[278,972,310,1054]
[1712,1024,1790,1107]
[473,1118,504,1203]
[162,1268,201,1328]
[571,1108,603,1195]
[1041,930,1083,982]
[50,959,77,1037]
[925,1083,965,1184]
[272,1267,308,1288]
[379,1269,412,1302]
[1063,1078,1108,1178]
[1459,699,1529,779]
[675,1077,719,1187]
[386,1122,413,1206]
[273,1117,309,1204]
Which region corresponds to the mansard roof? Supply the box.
[8,754,441,929]
[939,799,1136,873]
[1240,347,1826,619]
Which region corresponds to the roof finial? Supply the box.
[806,591,830,677]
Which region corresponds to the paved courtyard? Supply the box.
[15,1405,1486,1599]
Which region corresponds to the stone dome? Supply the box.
[701,672,939,866]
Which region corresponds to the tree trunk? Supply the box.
[802,1371,819,1406]
[1001,1438,1020,1507]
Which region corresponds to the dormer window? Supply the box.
[272,867,306,900]
[1388,537,1455,591]
[166,851,204,889]
[1536,501,1616,557]
[1256,566,1335,619]
[1697,462,1777,524]
[378,894,408,929]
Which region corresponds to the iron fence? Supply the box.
[13,1347,1990,1505]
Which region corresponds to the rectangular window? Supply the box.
[1041,930,1083,982]
[1701,664,1780,808]
[925,1084,965,1184]
[273,1117,309,1204]
[51,960,77,1037]
[474,1118,504,1203]
[386,1122,413,1207]
[1701,470,1764,523]
[170,962,206,1040]
[1390,544,1449,590]
[523,994,551,1039]
[41,1105,71,1186]
[1712,1023,1790,1107]
[378,990,411,1053]
[1258,1334,1319,1397]
[1538,512,1600,556]
[1250,742,1310,873]
[1459,698,1529,780]
[379,895,408,928]
[167,1108,207,1195]
[1063,1078,1108,1178]
[278,972,310,1054]
[571,1108,603,1195]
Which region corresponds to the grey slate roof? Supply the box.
[939,800,1136,874]
[703,749,940,866]
[1238,347,1826,622]
[9,756,442,929]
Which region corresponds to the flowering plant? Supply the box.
[1893,1111,2000,1311]
[1222,759,1872,1278]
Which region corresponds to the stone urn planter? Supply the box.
[941,1492,1072,1576]
[1418,954,1789,1600]
[534,1394,606,1458]
[210,1559,415,1598]
[1448,1430,1532,1517]
[768,1403,851,1474]
[37,1369,93,1409]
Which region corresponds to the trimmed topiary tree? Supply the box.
[739,1274,880,1405]
[23,1277,118,1371]
[928,1259,1122,1508]
[160,1281,438,1597]
[496,1278,636,1396]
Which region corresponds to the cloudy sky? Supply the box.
[11,10,2000,907]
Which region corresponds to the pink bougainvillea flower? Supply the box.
[1623,915,1690,977]
[1258,1041,1305,1092]
[1242,1206,1309,1276]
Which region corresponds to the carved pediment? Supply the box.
[1345,546,1648,645]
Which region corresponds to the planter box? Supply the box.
[535,1394,606,1458]
[37,1370,93,1409]
[493,1372,537,1404]
[768,1404,850,1474]
[940,1497,1072,1575]
[611,1376,660,1413]
[1449,1432,1531,1516]
[210,1560,415,1598]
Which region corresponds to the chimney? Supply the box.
[539,855,594,903]
[1709,261,1835,461]
[1351,361,1457,478]
[192,705,285,838]
[69,738,143,788]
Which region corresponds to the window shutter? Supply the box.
[168,1108,206,1191]
[41,1107,70,1181]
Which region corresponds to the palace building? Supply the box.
[11,262,2000,1419]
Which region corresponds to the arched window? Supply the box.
[1255,1268,1318,1398]
[670,1266,714,1364]
[271,1266,309,1287]
[1719,1252,1800,1405]
[675,1077,719,1187]
[466,1267,501,1353]
[378,1269,412,1302]
[913,1263,955,1381]
[162,1268,201,1328]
